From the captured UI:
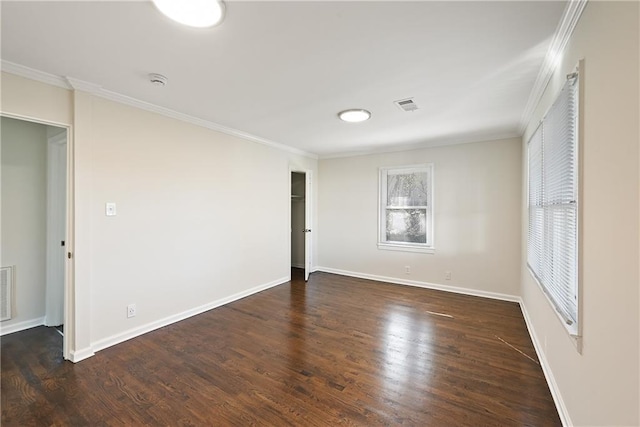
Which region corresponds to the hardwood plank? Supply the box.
[1,270,561,426]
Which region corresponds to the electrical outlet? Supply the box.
[127,303,136,318]
[445,271,452,280]
[405,266,411,275]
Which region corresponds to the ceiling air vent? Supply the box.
[394,98,419,112]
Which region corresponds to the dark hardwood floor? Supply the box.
[1,270,561,426]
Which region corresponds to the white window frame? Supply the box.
[378,164,434,254]
[527,68,581,338]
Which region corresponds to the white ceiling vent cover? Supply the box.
[394,98,419,112]
[1,266,13,321]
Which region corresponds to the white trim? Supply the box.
[377,242,435,254]
[519,300,572,427]
[315,267,520,303]
[69,347,95,363]
[90,276,289,355]
[45,132,67,328]
[1,61,317,159]
[0,317,45,336]
[1,61,70,89]
[64,76,102,93]
[0,111,70,129]
[518,0,588,134]
[319,132,521,160]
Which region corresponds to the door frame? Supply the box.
[289,167,312,281]
[1,113,74,361]
[45,130,66,327]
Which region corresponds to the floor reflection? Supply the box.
[287,268,308,377]
[381,305,434,395]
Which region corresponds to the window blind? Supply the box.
[527,73,579,335]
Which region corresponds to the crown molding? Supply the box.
[319,131,521,160]
[65,76,102,93]
[95,87,318,158]
[518,0,588,135]
[1,60,70,89]
[1,60,318,159]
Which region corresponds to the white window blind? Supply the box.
[527,73,579,336]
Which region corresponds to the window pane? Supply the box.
[385,209,426,243]
[387,172,429,206]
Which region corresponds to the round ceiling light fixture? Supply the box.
[338,109,371,123]
[152,0,225,28]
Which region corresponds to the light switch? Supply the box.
[105,202,117,216]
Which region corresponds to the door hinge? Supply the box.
[67,252,72,259]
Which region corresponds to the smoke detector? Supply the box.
[394,98,419,112]
[149,73,168,87]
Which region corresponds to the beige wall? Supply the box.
[1,117,48,330]
[520,2,639,425]
[87,96,317,344]
[1,73,72,126]
[318,137,522,298]
[1,72,318,358]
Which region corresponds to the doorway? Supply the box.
[290,170,312,281]
[0,116,68,356]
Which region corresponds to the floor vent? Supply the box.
[394,98,419,112]
[1,266,13,321]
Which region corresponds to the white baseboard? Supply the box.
[315,266,520,302]
[0,317,45,336]
[91,276,289,354]
[70,347,95,363]
[519,301,572,427]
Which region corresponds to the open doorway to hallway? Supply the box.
[1,116,67,355]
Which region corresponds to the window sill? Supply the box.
[527,266,582,353]
[377,243,435,254]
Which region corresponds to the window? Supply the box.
[527,72,579,336]
[378,164,434,253]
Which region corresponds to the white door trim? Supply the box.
[45,131,66,327]
[303,171,312,281]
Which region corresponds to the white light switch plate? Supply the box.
[105,202,117,216]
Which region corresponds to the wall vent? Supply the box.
[394,98,419,112]
[1,267,13,321]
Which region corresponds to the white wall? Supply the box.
[318,137,522,298]
[1,116,48,331]
[1,72,318,357]
[520,2,639,426]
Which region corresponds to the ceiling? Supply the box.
[1,1,567,157]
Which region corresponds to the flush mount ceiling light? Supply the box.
[338,109,371,123]
[152,0,225,28]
